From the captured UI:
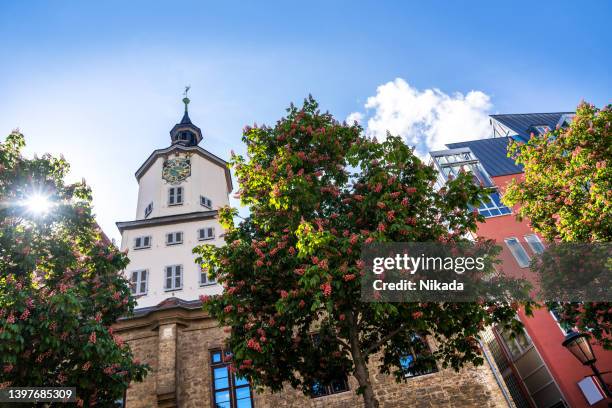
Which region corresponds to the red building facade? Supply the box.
[429,113,611,408]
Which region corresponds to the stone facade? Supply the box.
[114,301,513,408]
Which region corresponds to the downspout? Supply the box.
[479,339,514,408]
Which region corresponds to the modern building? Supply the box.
[429,112,611,408]
[112,97,516,408]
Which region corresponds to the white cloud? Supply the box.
[346,111,363,125]
[348,78,493,157]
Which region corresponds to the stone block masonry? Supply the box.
[113,303,513,408]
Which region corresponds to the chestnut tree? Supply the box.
[0,132,148,406]
[504,102,611,349]
[196,97,523,408]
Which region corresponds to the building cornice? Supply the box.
[113,297,215,333]
[116,210,218,233]
[135,145,233,192]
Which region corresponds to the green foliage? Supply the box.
[504,102,611,242]
[194,97,524,404]
[504,102,611,349]
[0,132,148,406]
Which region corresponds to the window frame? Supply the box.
[310,376,350,399]
[168,186,184,206]
[198,227,215,241]
[164,264,183,291]
[144,202,153,218]
[524,234,545,255]
[133,235,152,250]
[166,231,183,246]
[398,335,438,379]
[498,325,533,360]
[504,237,531,268]
[476,190,512,218]
[533,125,551,135]
[200,195,213,209]
[200,266,217,287]
[549,305,574,335]
[130,269,148,296]
[210,349,253,408]
[308,333,350,398]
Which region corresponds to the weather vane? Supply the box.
[182,85,191,111]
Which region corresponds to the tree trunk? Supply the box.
[348,312,379,408]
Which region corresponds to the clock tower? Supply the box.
[116,94,231,308]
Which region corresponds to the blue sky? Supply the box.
[1,0,610,241]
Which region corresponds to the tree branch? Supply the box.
[366,323,408,355]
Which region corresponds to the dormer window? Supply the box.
[430,148,493,188]
[200,195,212,209]
[168,187,183,206]
[533,125,550,135]
[144,202,153,218]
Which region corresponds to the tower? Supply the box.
[116,93,231,308]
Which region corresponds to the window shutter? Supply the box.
[175,265,182,288]
[140,270,147,294]
[165,267,172,289]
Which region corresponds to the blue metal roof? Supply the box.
[490,112,573,141]
[445,137,522,177]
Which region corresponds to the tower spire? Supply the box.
[170,86,202,146]
[180,85,192,124]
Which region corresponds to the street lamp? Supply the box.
[562,331,611,398]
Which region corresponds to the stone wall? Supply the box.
[114,304,512,408]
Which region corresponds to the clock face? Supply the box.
[162,157,191,184]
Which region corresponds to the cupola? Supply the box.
[169,87,203,146]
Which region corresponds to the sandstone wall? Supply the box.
[114,306,512,408]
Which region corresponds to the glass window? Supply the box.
[164,265,182,291]
[524,234,545,254]
[200,267,217,286]
[200,195,213,209]
[476,191,511,218]
[134,235,151,250]
[211,349,252,408]
[549,305,574,335]
[398,335,438,378]
[431,149,494,187]
[499,326,533,359]
[144,202,153,218]
[198,227,215,241]
[130,269,147,295]
[166,232,183,245]
[533,125,550,135]
[168,187,183,205]
[310,376,349,398]
[505,238,531,268]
